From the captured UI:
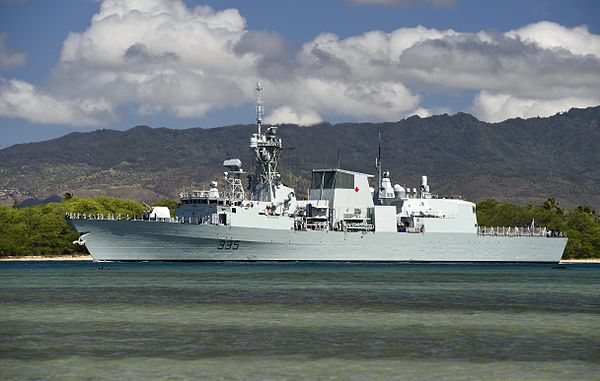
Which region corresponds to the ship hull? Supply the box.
[69,219,567,263]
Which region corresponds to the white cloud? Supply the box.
[507,21,600,58]
[264,79,421,124]
[0,33,26,70]
[471,91,600,123]
[295,23,600,121]
[296,27,458,82]
[412,106,452,118]
[264,106,322,126]
[48,0,255,124]
[0,77,113,125]
[0,0,599,127]
[276,79,420,122]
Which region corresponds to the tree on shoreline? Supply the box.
[0,196,598,258]
[477,199,599,258]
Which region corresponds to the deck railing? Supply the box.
[477,226,566,237]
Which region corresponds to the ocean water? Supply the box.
[0,262,599,380]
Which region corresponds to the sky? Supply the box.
[0,0,599,147]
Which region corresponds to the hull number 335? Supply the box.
[217,240,240,250]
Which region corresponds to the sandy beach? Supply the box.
[0,255,598,263]
[559,258,600,264]
[0,255,93,261]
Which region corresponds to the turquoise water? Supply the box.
[1,262,599,380]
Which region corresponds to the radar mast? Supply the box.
[249,83,283,202]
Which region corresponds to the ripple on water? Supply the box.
[0,262,599,380]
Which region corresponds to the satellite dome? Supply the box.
[393,184,405,198]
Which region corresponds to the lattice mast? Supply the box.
[249,83,283,201]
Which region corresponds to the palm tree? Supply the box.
[543,198,563,214]
[577,205,598,220]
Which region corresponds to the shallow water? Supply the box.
[1,262,599,380]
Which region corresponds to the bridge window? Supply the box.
[311,171,354,189]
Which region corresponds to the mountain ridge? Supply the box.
[1,106,599,208]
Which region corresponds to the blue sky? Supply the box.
[0,0,599,147]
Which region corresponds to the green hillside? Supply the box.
[0,107,599,209]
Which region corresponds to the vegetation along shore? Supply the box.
[0,196,598,259]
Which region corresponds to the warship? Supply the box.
[68,84,567,262]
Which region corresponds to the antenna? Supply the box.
[377,131,383,195]
[256,82,264,136]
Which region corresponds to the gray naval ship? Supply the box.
[69,84,567,262]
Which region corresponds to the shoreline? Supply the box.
[0,256,598,263]
[0,255,93,261]
[559,258,600,264]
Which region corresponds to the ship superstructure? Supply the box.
[68,85,567,262]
